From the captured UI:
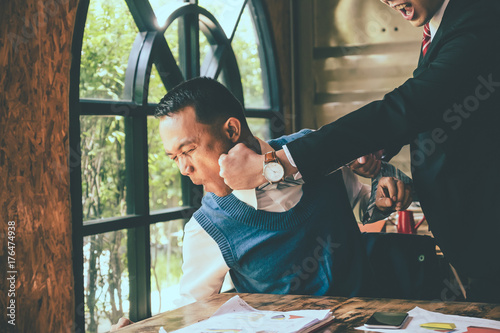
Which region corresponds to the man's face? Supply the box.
[379,0,445,27]
[159,106,232,197]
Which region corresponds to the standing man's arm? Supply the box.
[220,19,496,187]
[276,29,494,183]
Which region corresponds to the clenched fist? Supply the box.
[219,143,267,190]
[349,150,384,178]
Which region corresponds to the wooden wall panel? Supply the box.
[0,0,78,331]
[293,0,421,175]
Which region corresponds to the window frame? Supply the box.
[70,0,282,331]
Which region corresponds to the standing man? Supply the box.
[219,0,500,302]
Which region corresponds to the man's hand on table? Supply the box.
[375,177,412,212]
[110,317,133,331]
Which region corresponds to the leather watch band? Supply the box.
[264,151,278,164]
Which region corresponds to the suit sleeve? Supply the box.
[286,25,497,182]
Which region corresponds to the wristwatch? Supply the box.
[262,151,285,184]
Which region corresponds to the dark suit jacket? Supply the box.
[287,0,500,299]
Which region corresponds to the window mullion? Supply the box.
[71,0,89,330]
[152,36,185,90]
[178,2,203,209]
[125,114,151,321]
[127,223,151,322]
[124,0,158,32]
[228,0,249,42]
[179,2,200,79]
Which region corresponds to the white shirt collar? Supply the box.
[429,0,450,41]
[232,189,258,209]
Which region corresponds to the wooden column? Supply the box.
[0,0,78,331]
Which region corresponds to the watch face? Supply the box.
[263,162,284,182]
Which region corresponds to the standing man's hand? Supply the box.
[349,150,384,178]
[219,143,267,190]
[376,177,412,212]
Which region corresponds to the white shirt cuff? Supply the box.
[283,145,302,180]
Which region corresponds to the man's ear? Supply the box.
[223,117,242,143]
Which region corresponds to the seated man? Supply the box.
[159,77,411,301]
[111,77,410,330]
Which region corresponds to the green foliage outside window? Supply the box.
[232,5,267,109]
[81,116,127,221]
[83,231,129,333]
[150,220,185,315]
[80,0,138,100]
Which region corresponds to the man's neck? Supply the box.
[238,133,261,154]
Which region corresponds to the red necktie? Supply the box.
[422,23,431,56]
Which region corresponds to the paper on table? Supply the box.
[166,295,334,333]
[356,307,500,333]
[210,294,259,316]
[465,327,500,333]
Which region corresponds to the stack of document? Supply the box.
[166,295,334,333]
[355,307,500,333]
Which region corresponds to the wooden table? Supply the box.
[115,293,500,332]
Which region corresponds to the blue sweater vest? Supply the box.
[193,130,369,297]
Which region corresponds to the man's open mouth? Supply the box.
[394,3,414,20]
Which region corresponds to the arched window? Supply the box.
[70,0,281,331]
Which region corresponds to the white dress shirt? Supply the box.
[177,167,371,306]
[429,0,450,41]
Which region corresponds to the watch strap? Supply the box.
[264,151,279,164]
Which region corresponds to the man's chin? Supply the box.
[410,19,426,27]
[212,190,233,198]
[205,185,232,197]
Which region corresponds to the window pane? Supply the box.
[199,30,212,68]
[81,116,127,221]
[148,64,168,104]
[80,0,138,100]
[247,118,271,142]
[149,0,184,29]
[164,15,180,67]
[198,0,245,37]
[84,230,129,333]
[232,5,268,109]
[150,219,186,315]
[148,117,184,211]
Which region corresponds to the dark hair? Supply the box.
[155,77,248,128]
